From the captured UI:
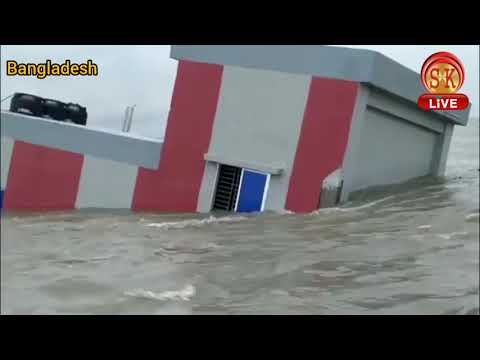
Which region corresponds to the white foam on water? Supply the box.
[311,195,396,215]
[418,225,432,230]
[465,213,479,221]
[274,209,295,215]
[52,255,115,265]
[438,232,469,240]
[323,168,343,191]
[124,284,196,302]
[395,194,442,205]
[146,215,248,230]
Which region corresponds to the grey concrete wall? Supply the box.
[196,162,219,213]
[198,65,311,212]
[204,153,284,175]
[340,85,371,203]
[75,156,139,209]
[340,86,454,203]
[431,123,454,177]
[367,87,445,134]
[1,111,162,170]
[343,106,439,196]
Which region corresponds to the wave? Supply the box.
[124,284,196,302]
[52,255,115,265]
[465,213,479,222]
[418,225,432,230]
[311,195,396,215]
[437,232,469,240]
[146,215,248,230]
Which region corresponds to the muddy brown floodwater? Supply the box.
[1,121,479,315]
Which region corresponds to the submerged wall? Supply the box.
[1,111,163,211]
[132,60,224,212]
[195,64,361,214]
[0,52,462,214]
[198,65,312,213]
[339,86,454,202]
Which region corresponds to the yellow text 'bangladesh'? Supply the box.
[6,60,99,79]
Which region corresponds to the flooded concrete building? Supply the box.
[0,45,471,213]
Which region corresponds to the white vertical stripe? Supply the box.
[1,137,15,190]
[75,156,138,209]
[196,162,220,213]
[260,174,271,212]
[208,65,311,212]
[340,85,370,203]
[234,169,245,212]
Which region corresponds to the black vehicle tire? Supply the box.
[9,93,43,117]
[65,103,88,126]
[43,99,67,122]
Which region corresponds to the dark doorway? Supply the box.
[212,165,242,211]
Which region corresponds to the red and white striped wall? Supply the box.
[285,78,359,212]
[1,140,140,211]
[1,60,359,213]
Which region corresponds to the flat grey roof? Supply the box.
[171,45,470,126]
[1,111,163,170]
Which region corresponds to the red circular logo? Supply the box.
[421,52,465,94]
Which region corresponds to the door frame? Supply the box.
[209,162,221,211]
[234,168,271,213]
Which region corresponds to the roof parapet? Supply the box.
[171,45,471,126]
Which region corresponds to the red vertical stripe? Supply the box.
[286,77,359,213]
[132,60,223,212]
[4,141,84,210]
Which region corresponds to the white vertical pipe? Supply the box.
[126,105,136,133]
[122,106,130,132]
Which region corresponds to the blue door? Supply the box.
[236,170,269,213]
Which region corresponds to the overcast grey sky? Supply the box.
[1,45,478,138]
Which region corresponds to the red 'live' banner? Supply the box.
[418,94,469,111]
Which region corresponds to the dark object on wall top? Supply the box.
[65,103,88,126]
[9,93,44,117]
[43,99,67,122]
[9,93,88,126]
